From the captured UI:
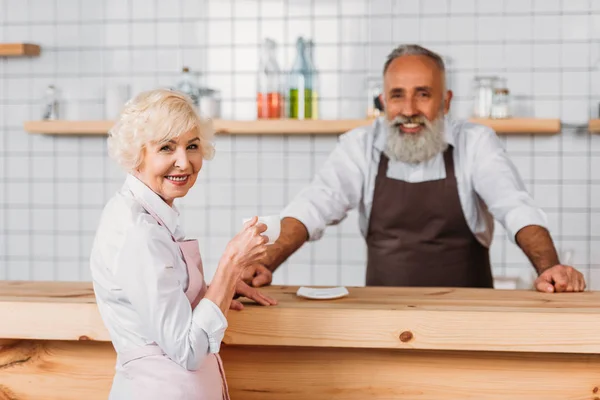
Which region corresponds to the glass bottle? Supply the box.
[257,38,283,119]
[175,66,200,107]
[42,85,59,120]
[304,39,319,119]
[288,37,314,120]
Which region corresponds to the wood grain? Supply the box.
[589,119,600,133]
[2,282,600,354]
[1,340,599,400]
[220,345,600,400]
[0,340,114,400]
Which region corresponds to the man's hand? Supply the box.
[240,264,273,287]
[534,264,586,293]
[229,280,277,310]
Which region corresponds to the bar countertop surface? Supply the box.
[1,280,599,354]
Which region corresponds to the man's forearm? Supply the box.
[265,217,309,272]
[515,225,560,275]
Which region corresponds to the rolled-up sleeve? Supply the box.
[281,132,366,241]
[472,129,548,242]
[114,223,227,371]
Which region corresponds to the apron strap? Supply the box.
[117,344,165,366]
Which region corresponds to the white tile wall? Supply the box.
[1,0,599,289]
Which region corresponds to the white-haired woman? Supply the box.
[90,89,276,400]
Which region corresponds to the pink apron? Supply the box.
[109,195,230,400]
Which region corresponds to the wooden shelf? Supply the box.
[24,119,375,136]
[469,118,561,134]
[0,43,41,57]
[588,119,600,133]
[24,118,561,136]
[216,119,373,134]
[25,120,113,135]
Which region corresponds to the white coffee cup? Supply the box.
[242,215,281,244]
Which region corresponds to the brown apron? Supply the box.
[365,147,493,288]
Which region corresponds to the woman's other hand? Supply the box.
[221,216,268,273]
[229,281,278,310]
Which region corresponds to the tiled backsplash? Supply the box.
[1,0,600,289]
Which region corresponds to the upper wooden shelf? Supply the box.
[0,43,41,57]
[23,118,561,136]
[23,119,374,136]
[469,118,560,134]
[588,119,600,133]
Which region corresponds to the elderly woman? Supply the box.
[90,89,276,400]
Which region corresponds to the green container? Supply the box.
[289,88,314,119]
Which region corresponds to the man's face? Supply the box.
[383,54,452,131]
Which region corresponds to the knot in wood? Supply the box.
[399,331,413,342]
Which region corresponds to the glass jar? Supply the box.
[42,85,59,120]
[366,77,383,118]
[491,88,510,119]
[472,76,498,118]
[198,87,220,119]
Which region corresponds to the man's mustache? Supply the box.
[389,115,429,126]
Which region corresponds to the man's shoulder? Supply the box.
[449,118,500,149]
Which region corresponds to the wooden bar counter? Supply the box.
[1,281,599,399]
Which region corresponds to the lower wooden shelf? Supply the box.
[23,118,561,136]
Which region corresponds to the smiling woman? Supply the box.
[90,88,277,400]
[107,89,215,176]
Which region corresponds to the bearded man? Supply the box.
[246,44,586,293]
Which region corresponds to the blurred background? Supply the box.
[1,0,599,289]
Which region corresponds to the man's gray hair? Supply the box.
[383,44,446,75]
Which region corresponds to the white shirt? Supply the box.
[90,174,227,371]
[281,117,548,247]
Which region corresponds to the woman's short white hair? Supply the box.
[108,88,215,171]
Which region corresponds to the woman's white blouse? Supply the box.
[90,174,227,371]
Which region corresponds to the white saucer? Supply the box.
[296,286,349,300]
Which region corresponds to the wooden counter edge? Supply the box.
[2,300,599,354]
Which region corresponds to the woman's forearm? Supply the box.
[203,260,240,317]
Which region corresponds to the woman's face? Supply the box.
[135,129,203,206]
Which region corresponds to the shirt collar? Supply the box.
[125,174,180,235]
[373,115,456,152]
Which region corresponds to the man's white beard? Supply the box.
[384,114,448,164]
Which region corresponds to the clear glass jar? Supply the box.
[366,77,383,118]
[491,88,510,119]
[42,85,59,120]
[472,76,498,118]
[198,87,221,119]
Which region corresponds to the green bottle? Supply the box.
[288,37,314,120]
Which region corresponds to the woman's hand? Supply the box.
[220,216,268,273]
[229,280,278,310]
[207,217,270,316]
